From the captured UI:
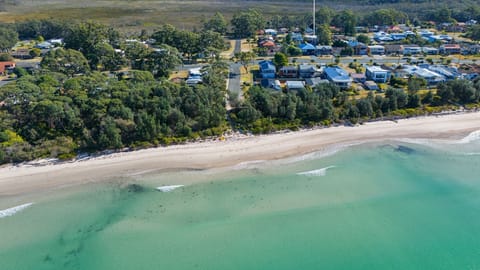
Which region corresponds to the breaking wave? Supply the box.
[0,203,34,219]
[297,166,335,177]
[156,185,185,192]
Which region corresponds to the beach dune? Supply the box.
[1,113,480,196]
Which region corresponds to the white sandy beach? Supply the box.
[1,112,480,196]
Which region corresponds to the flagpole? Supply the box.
[313,0,316,45]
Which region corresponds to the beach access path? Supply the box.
[1,112,480,197]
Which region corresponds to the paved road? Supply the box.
[227,40,243,104]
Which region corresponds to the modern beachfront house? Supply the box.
[323,66,352,89]
[365,66,391,83]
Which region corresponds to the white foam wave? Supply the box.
[232,160,267,170]
[297,166,335,176]
[156,185,184,192]
[458,130,480,144]
[0,203,34,219]
[280,142,362,165]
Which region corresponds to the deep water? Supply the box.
[2,135,480,270]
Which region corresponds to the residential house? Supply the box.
[259,60,276,79]
[464,44,480,55]
[304,35,318,45]
[384,44,404,55]
[286,81,305,91]
[11,49,32,59]
[466,19,478,26]
[425,34,453,43]
[437,23,466,33]
[186,67,203,85]
[279,66,298,78]
[291,32,303,43]
[48,39,63,46]
[391,33,407,41]
[440,44,461,55]
[364,81,379,91]
[426,65,459,80]
[259,40,278,55]
[422,47,439,55]
[413,68,445,85]
[15,61,40,73]
[365,66,391,83]
[402,65,445,85]
[374,31,393,42]
[0,61,15,75]
[352,43,368,56]
[390,65,411,78]
[350,73,366,83]
[264,29,278,36]
[305,77,330,87]
[355,26,368,33]
[260,79,281,90]
[419,30,435,37]
[315,45,333,56]
[298,64,317,78]
[35,42,53,49]
[323,66,352,89]
[403,45,422,55]
[299,43,316,55]
[368,45,385,55]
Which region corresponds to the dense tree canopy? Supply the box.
[41,48,90,76]
[332,10,357,36]
[202,12,228,35]
[231,9,265,38]
[0,26,18,51]
[0,65,228,164]
[362,9,408,26]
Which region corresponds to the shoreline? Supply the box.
[1,112,480,197]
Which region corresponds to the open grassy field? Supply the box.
[0,0,313,32]
[2,0,479,32]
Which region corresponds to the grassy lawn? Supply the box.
[241,39,255,53]
[240,65,254,85]
[220,40,236,59]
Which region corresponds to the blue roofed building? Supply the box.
[259,60,276,79]
[299,43,316,55]
[323,66,352,89]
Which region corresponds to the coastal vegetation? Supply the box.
[2,4,480,164]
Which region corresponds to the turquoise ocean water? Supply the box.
[2,133,480,270]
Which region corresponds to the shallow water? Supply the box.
[2,137,480,270]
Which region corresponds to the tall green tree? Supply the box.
[332,10,357,36]
[64,21,121,68]
[146,45,182,78]
[235,51,256,71]
[273,52,288,70]
[231,9,265,38]
[315,7,335,25]
[90,43,125,71]
[202,12,228,35]
[41,48,90,77]
[316,24,332,45]
[0,26,18,51]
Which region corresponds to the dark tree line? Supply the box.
[0,63,227,164]
[230,80,480,134]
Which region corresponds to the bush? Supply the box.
[0,53,13,61]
